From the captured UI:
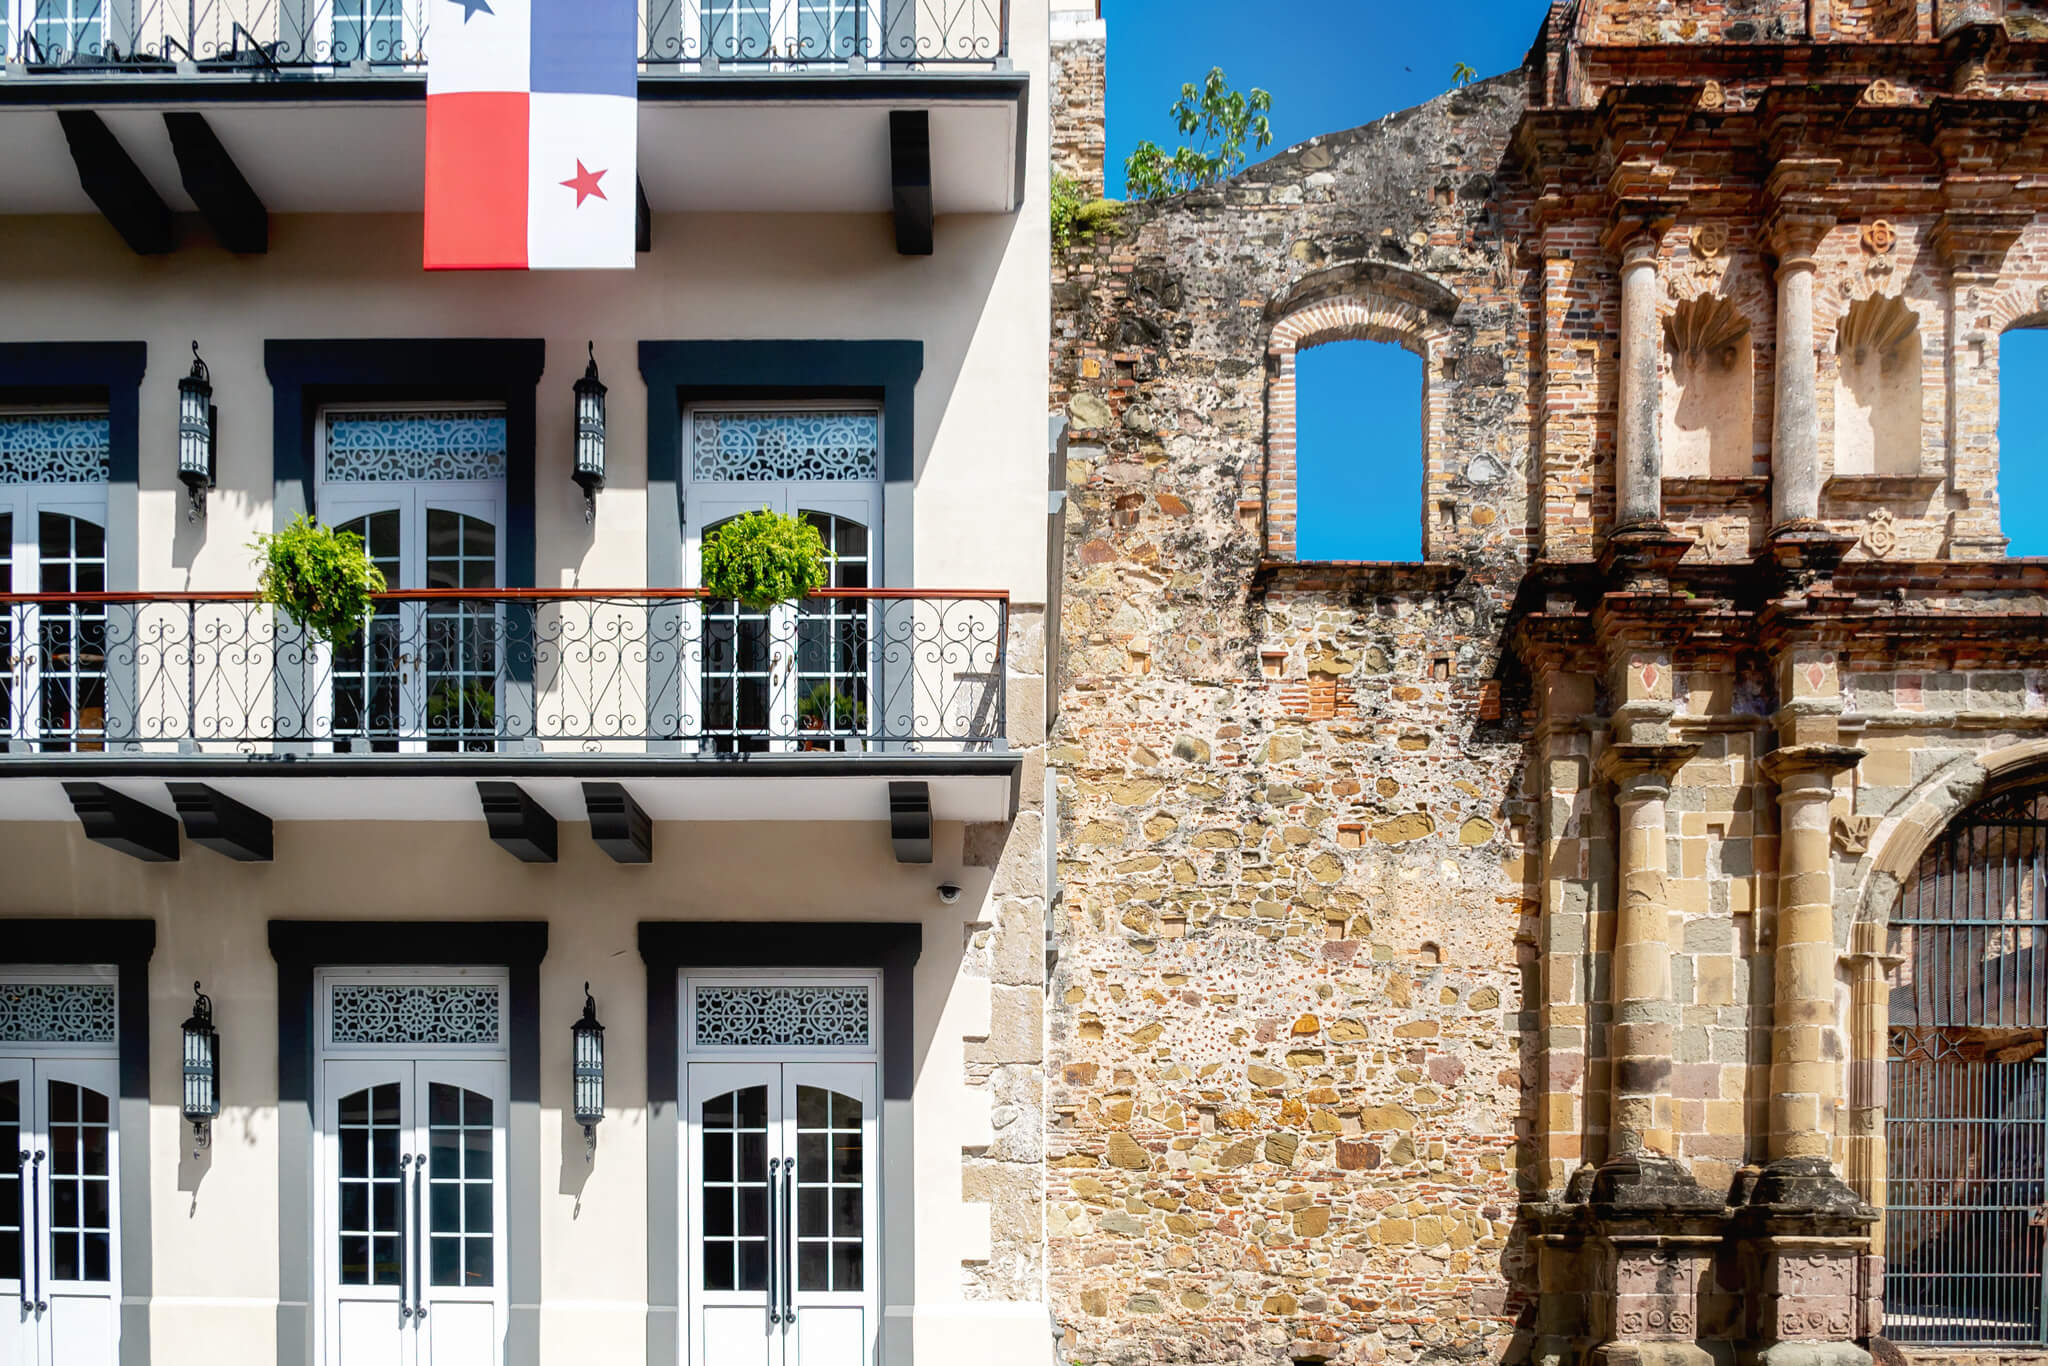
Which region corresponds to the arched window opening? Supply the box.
[1661,296,1753,479]
[1886,785,2048,1346]
[1835,295,1924,477]
[1295,340,1422,561]
[1999,328,2048,556]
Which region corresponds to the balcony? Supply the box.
[0,0,1026,234]
[0,588,1019,841]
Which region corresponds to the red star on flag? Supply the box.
[561,160,608,208]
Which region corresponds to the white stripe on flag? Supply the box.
[426,0,533,95]
[527,93,637,270]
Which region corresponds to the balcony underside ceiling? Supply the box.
[0,752,1019,826]
[0,75,1025,225]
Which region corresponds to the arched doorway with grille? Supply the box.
[1885,785,2048,1347]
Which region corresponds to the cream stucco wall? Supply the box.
[0,815,1029,1365]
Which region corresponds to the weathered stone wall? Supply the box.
[1047,80,1540,1365]
[1049,3,1107,198]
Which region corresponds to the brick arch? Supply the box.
[1988,280,2048,335]
[1260,295,1449,562]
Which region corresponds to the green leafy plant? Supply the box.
[1450,61,1479,89]
[701,508,830,610]
[797,681,868,733]
[1052,173,1127,254]
[252,514,387,645]
[1124,67,1273,200]
[426,679,495,732]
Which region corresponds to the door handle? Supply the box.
[398,1153,412,1322]
[412,1152,427,1323]
[766,1157,782,1329]
[29,1150,44,1315]
[781,1159,795,1333]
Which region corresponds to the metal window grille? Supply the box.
[1887,786,2048,1345]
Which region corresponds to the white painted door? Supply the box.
[323,1060,507,1366]
[0,1057,119,1366]
[683,490,880,753]
[0,496,111,753]
[684,1063,878,1366]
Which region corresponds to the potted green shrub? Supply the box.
[251,514,387,645]
[701,507,830,610]
[797,682,868,749]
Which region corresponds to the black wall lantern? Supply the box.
[177,341,217,522]
[573,342,606,522]
[572,982,605,1158]
[181,981,220,1150]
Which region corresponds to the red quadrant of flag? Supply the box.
[425,92,530,270]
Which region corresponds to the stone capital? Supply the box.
[1598,742,1700,792]
[1763,209,1836,268]
[1758,743,1866,785]
[1602,204,1681,262]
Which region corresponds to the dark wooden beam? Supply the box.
[58,110,173,255]
[168,782,273,862]
[164,111,268,254]
[889,780,932,864]
[584,782,652,864]
[63,782,180,862]
[477,781,558,863]
[636,176,651,253]
[889,109,933,257]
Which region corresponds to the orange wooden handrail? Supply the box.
[0,587,1009,605]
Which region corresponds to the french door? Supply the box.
[0,492,110,753]
[317,490,503,751]
[320,1059,507,1366]
[685,490,878,753]
[686,1062,877,1366]
[0,1056,120,1366]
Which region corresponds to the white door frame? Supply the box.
[313,404,508,753]
[314,967,510,1366]
[678,970,882,1366]
[0,966,121,1366]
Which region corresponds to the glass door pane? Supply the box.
[33,511,106,753]
[793,510,872,753]
[781,1064,875,1366]
[336,1082,405,1290]
[688,1064,782,1366]
[413,1061,506,1365]
[421,508,497,752]
[330,510,403,750]
[33,1058,118,1366]
[0,1063,24,1319]
[324,1061,410,1366]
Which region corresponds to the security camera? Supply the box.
[937,882,963,904]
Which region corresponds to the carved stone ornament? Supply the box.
[1864,508,1899,559]
[1698,80,1725,111]
[1834,814,1879,856]
[1861,220,1896,255]
[1863,78,1899,106]
[1700,520,1734,556]
[2035,284,2048,314]
[1691,221,1729,259]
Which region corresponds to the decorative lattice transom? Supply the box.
[0,414,111,485]
[693,985,871,1048]
[0,983,116,1044]
[329,984,502,1046]
[690,409,880,482]
[323,410,508,483]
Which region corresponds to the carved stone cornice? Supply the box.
[1757,743,1867,784]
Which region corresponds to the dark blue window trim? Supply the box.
[0,341,147,488]
[263,339,545,588]
[639,338,923,484]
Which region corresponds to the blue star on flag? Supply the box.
[449,0,493,20]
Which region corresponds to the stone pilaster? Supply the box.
[1614,232,1667,532]
[1840,920,1900,1344]
[1757,743,1864,1163]
[1585,1157,1723,1366]
[1598,742,1698,1162]
[1767,222,1824,530]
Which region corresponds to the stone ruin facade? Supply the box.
[1045,0,2048,1362]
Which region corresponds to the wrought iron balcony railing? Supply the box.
[0,588,1008,754]
[6,0,1006,72]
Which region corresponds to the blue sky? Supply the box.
[1104,0,1552,558]
[2001,332,2048,555]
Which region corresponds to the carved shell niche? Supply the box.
[1664,294,1751,371]
[1836,294,1920,372]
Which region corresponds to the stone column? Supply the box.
[1598,743,1697,1162]
[1616,234,1666,531]
[1769,228,1824,529]
[1759,744,1864,1162]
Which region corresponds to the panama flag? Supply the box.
[424,0,637,270]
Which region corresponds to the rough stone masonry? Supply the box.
[1045,0,2048,1363]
